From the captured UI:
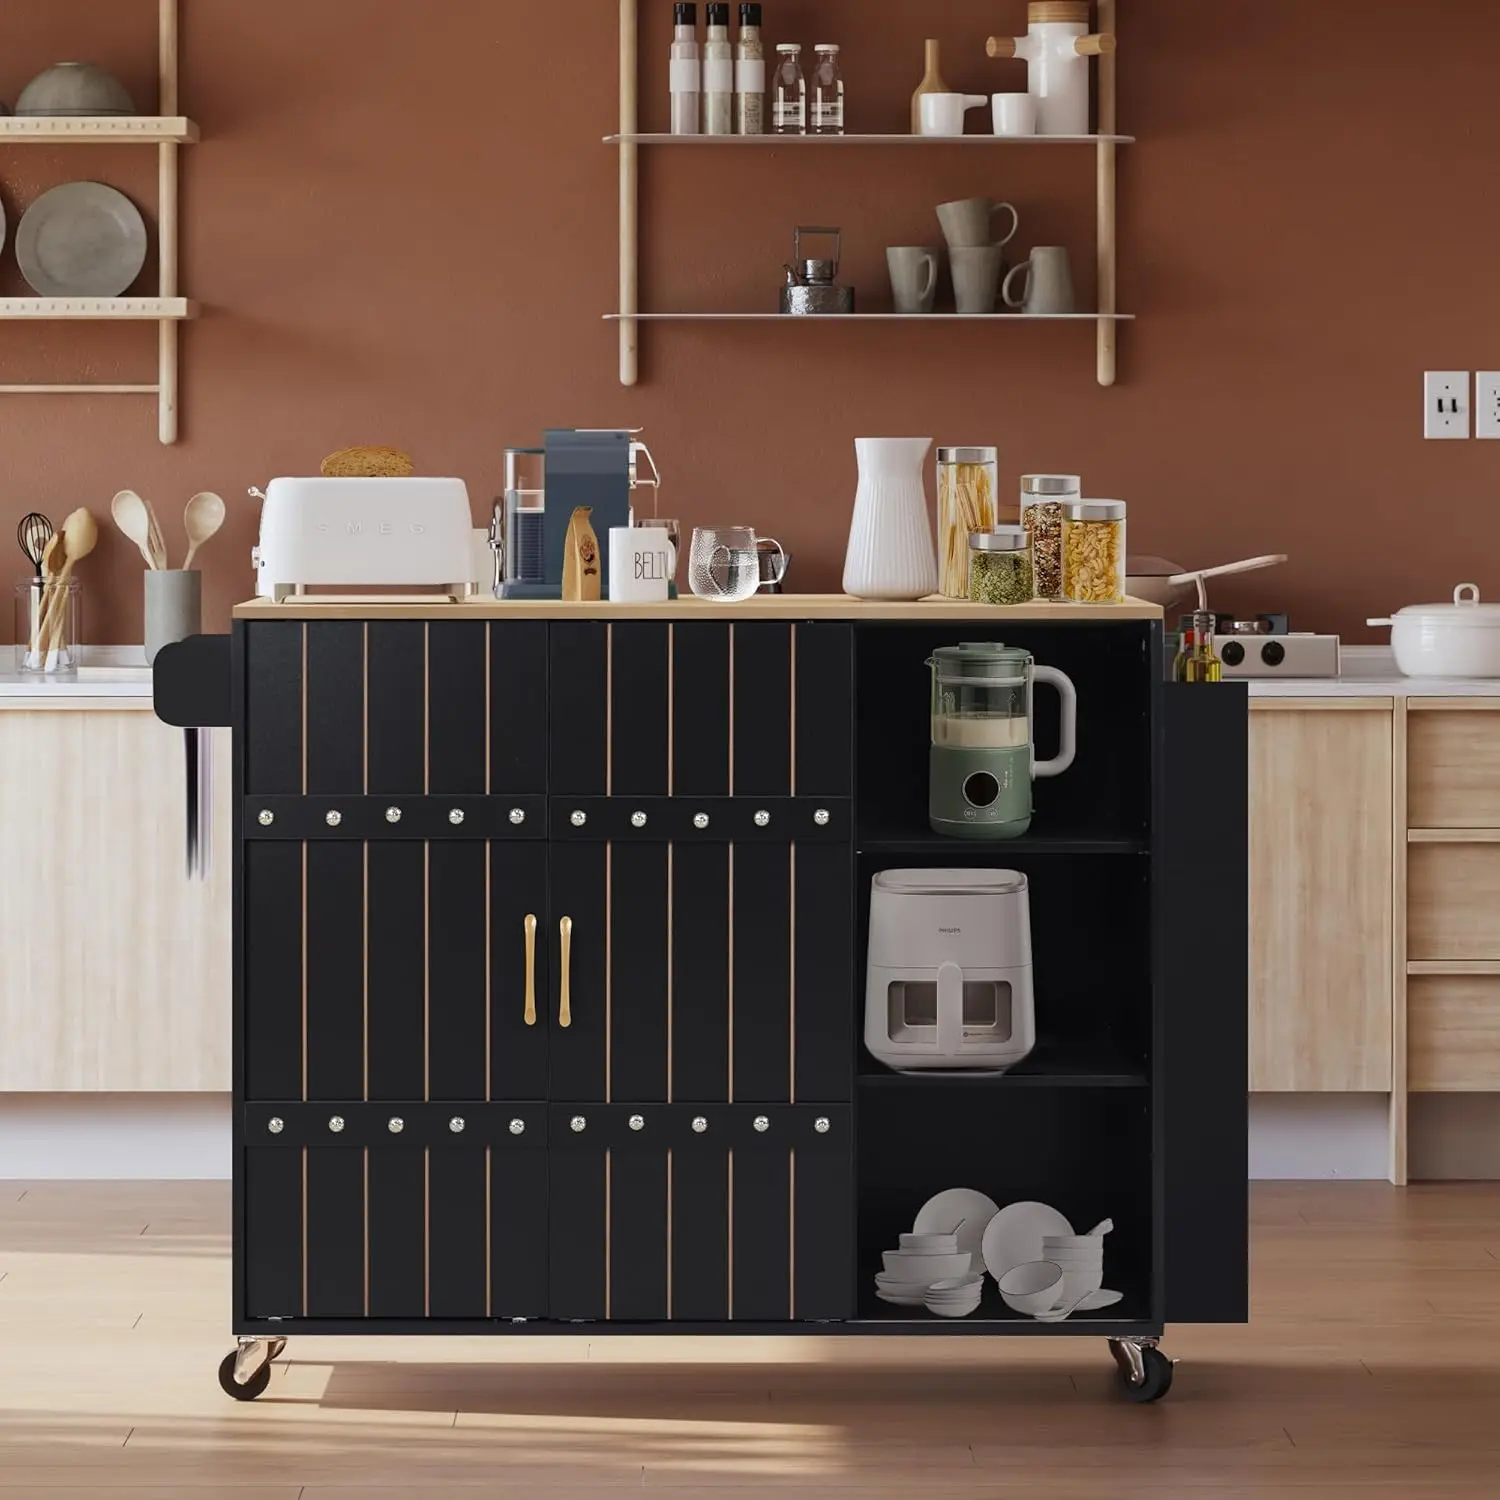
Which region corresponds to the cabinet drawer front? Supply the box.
[1410,845,1500,961]
[1410,977,1500,1090]
[1410,709,1500,829]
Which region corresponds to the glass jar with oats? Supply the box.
[936,447,998,598]
[1062,500,1127,605]
[1020,474,1079,602]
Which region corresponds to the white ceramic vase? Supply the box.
[843,438,938,601]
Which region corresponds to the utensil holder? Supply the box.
[15,578,81,677]
[145,570,202,666]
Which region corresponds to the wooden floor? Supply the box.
[2,1182,1498,1498]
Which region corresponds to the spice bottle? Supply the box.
[773,43,806,134]
[969,527,1034,606]
[811,44,845,135]
[735,3,765,135]
[703,3,734,135]
[670,3,701,137]
[937,447,998,598]
[1020,474,1079,602]
[1062,499,1127,605]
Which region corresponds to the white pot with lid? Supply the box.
[1368,584,1500,678]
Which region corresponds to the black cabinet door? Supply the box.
[1159,682,1249,1324]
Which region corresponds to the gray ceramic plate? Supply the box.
[16,182,147,297]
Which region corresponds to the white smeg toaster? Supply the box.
[252,477,477,601]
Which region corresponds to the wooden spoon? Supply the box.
[182,491,226,570]
[143,496,169,571]
[41,509,99,662]
[29,531,68,666]
[111,490,157,569]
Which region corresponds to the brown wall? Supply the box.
[2,0,1497,642]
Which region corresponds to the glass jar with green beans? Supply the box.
[967,527,1034,606]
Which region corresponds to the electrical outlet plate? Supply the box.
[1477,373,1500,440]
[1426,371,1471,439]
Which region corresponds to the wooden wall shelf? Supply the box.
[613,0,1123,388]
[604,312,1132,323]
[0,0,193,441]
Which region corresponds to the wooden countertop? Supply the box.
[233,593,1164,622]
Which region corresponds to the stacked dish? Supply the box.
[873,1232,974,1311]
[923,1274,984,1318]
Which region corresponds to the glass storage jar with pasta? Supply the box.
[1062,499,1127,604]
[936,447,998,598]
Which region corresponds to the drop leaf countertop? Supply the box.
[0,647,153,704]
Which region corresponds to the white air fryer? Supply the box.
[864,869,1036,1075]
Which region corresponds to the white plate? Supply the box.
[981,1201,1075,1282]
[1032,1288,1123,1321]
[912,1188,1002,1264]
[16,182,148,297]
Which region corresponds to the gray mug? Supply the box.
[950,245,1005,315]
[937,198,1020,251]
[144,570,202,666]
[887,246,939,314]
[1003,246,1076,315]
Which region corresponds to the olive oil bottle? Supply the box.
[1173,611,1223,684]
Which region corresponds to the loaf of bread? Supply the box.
[321,446,415,479]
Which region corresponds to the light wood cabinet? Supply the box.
[0,709,230,1091]
[1249,702,1394,1092]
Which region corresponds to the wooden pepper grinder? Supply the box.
[910,39,950,134]
[986,1,1116,137]
[562,506,602,602]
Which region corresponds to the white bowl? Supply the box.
[16,62,137,116]
[1043,1235,1106,1250]
[927,1275,984,1292]
[1043,1250,1103,1264]
[997,1260,1065,1316]
[927,1299,983,1318]
[882,1250,971,1281]
[901,1232,959,1253]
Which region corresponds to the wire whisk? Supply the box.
[18,512,54,579]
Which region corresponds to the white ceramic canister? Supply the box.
[610,526,674,603]
[1012,1,1092,137]
[843,438,939,601]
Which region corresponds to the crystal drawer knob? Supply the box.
[257,809,275,827]
[693,813,710,830]
[449,809,466,826]
[814,809,831,827]
[570,1115,587,1133]
[754,810,771,828]
[631,811,648,829]
[692,1116,709,1134]
[629,1114,646,1132]
[267,1116,284,1135]
[328,1115,345,1134]
[388,1116,405,1134]
[509,808,526,826]
[325,810,343,828]
[754,1115,770,1133]
[449,1116,465,1134]
[509,1118,526,1136]
[814,1117,831,1135]
[385,807,403,824]
[571,810,587,828]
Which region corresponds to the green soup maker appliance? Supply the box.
[927,643,1078,839]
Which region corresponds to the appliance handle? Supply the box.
[558,916,573,1029]
[936,961,965,1056]
[1031,666,1078,780]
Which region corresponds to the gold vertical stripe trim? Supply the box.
[789,845,796,1104]
[363,1148,370,1318]
[667,844,674,1104]
[423,1149,431,1319]
[788,1148,796,1320]
[301,842,308,1102]
[726,1150,734,1320]
[605,1149,613,1321]
[485,1147,493,1318]
[363,842,370,1101]
[301,1147,309,1318]
[606,843,613,1104]
[485,843,492,1103]
[423,841,431,1102]
[727,844,734,1102]
[666,1147,674,1321]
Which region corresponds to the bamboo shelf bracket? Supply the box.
[620,0,639,386]
[1097,0,1119,386]
[0,0,194,442]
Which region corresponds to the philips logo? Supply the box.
[938,926,963,935]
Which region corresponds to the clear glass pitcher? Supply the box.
[927,642,1077,777]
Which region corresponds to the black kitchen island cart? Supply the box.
[155,595,1247,1405]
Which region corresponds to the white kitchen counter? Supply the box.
[1248,645,1500,698]
[0,646,153,704]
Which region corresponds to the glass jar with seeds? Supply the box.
[1063,499,1127,605]
[968,527,1034,606]
[1020,473,1079,602]
[937,447,998,598]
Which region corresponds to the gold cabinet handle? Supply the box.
[523,914,537,1027]
[558,915,573,1029]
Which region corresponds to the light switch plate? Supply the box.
[1425,371,1471,439]
[1477,373,1500,439]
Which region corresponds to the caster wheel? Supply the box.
[218,1350,272,1402]
[267,1338,288,1361]
[1118,1347,1174,1404]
